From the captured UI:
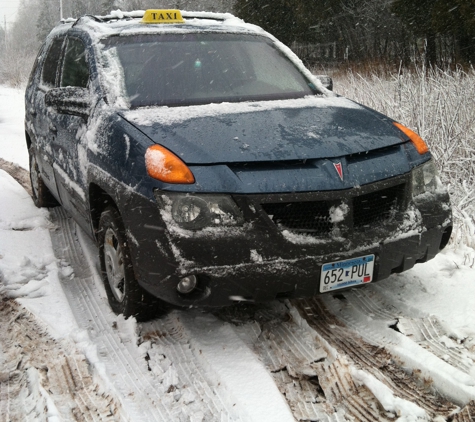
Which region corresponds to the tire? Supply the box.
[98,206,165,321]
[29,147,59,208]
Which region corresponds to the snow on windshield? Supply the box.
[100,33,317,108]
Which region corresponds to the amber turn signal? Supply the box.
[145,145,195,184]
[393,122,429,155]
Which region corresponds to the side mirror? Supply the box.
[45,86,92,119]
[314,74,333,91]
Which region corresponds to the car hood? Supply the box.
[121,96,404,165]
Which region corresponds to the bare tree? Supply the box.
[0,0,41,85]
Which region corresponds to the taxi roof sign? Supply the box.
[141,9,185,24]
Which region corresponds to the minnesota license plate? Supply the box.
[320,255,374,293]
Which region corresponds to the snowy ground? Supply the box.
[1,85,474,421]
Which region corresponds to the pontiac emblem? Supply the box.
[333,162,344,181]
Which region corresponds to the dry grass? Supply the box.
[332,66,475,248]
[0,51,36,87]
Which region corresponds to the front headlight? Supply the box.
[155,192,244,230]
[412,160,440,197]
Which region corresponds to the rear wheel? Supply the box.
[98,206,165,321]
[29,147,58,208]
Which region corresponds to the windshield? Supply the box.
[102,33,317,107]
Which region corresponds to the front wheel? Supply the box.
[98,206,165,321]
[29,147,58,208]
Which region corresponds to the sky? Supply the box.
[0,0,21,30]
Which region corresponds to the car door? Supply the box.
[28,36,65,200]
[51,36,92,227]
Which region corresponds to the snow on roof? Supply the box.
[59,9,247,34]
[53,9,261,46]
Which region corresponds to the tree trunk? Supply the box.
[457,34,474,65]
[425,30,437,67]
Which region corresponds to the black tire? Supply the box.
[29,147,59,208]
[98,206,166,321]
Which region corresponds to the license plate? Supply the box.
[320,255,374,293]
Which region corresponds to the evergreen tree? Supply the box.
[431,0,475,64]
[392,0,439,65]
[392,0,475,65]
[234,0,409,63]
[101,0,118,15]
[235,0,302,46]
[1,0,42,85]
[36,0,60,41]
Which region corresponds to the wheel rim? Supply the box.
[30,155,40,199]
[104,227,126,303]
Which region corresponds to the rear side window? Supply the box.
[42,38,64,87]
[61,37,90,88]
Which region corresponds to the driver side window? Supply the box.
[61,37,90,88]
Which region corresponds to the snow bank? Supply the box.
[0,86,28,169]
[0,170,78,339]
[382,246,475,340]
[351,367,428,421]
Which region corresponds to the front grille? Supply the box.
[353,184,406,229]
[261,201,332,235]
[261,183,406,235]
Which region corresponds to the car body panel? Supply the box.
[122,100,405,165]
[122,181,451,307]
[152,144,414,194]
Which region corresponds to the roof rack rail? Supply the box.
[71,14,103,27]
[66,10,236,26]
[181,11,235,21]
[93,10,144,21]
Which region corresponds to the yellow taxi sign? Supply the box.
[141,9,185,24]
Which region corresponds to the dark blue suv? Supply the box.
[25,10,452,320]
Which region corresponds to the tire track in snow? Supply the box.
[344,287,474,374]
[397,316,473,373]
[171,311,295,422]
[141,312,294,422]
[452,401,475,421]
[318,287,475,406]
[0,297,121,422]
[50,208,176,421]
[141,315,247,422]
[293,296,460,419]
[215,302,392,421]
[50,208,295,422]
[222,304,338,421]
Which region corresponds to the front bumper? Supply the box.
[123,174,452,308]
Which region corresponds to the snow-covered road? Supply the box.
[1,86,474,421]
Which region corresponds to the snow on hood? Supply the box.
[121,97,401,165]
[123,96,358,127]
